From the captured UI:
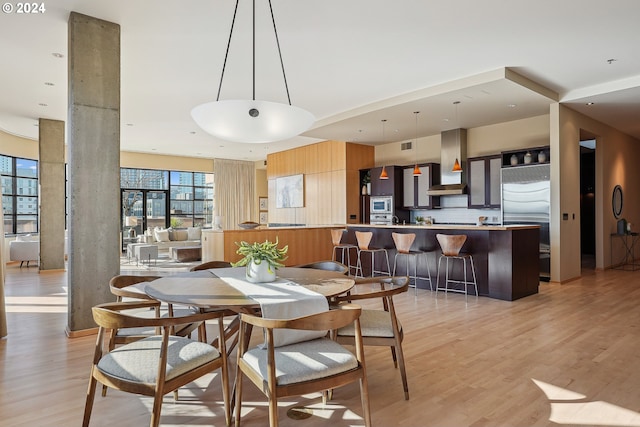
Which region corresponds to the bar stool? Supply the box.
[331,228,358,275]
[391,232,433,294]
[355,231,391,278]
[435,234,478,297]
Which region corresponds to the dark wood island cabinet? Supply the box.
[345,224,540,301]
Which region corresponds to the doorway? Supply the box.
[580,137,596,269]
[121,189,169,250]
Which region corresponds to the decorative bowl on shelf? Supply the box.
[238,221,260,229]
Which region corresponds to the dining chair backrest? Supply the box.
[355,231,374,250]
[189,260,232,271]
[392,232,416,254]
[109,275,162,301]
[436,234,467,257]
[295,260,349,274]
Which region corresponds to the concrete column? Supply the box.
[67,12,120,334]
[38,119,66,271]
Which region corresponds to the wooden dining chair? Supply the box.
[189,260,232,271]
[333,276,410,400]
[234,304,371,427]
[109,274,201,343]
[294,260,349,274]
[83,300,231,427]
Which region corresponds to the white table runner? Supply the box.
[211,267,329,347]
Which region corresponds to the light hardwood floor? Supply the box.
[2,263,640,426]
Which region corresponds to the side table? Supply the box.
[610,232,640,271]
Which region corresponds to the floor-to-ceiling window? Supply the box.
[121,168,214,234]
[1,155,38,235]
[169,171,214,228]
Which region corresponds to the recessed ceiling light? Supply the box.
[52,53,64,58]
[586,102,595,106]
[44,82,54,86]
[507,104,517,108]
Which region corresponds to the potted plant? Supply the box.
[415,216,425,225]
[362,171,371,195]
[232,238,289,283]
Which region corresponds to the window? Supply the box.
[120,168,214,230]
[169,171,214,228]
[1,155,38,234]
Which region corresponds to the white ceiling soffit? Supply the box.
[304,68,558,144]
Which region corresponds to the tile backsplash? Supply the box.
[411,195,501,225]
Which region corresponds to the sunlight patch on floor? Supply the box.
[534,379,640,426]
[5,295,67,313]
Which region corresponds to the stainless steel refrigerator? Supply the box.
[501,163,551,280]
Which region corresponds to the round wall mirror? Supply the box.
[612,185,623,218]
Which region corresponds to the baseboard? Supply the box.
[65,325,98,338]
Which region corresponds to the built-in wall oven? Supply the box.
[370,196,394,225]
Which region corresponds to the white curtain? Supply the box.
[214,159,255,230]
[0,194,7,338]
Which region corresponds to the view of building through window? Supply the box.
[2,157,215,236]
[121,168,214,236]
[1,155,38,234]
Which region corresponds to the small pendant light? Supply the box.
[412,111,422,176]
[379,119,389,180]
[452,101,463,173]
[379,165,389,180]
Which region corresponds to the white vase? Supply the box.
[538,151,546,163]
[510,154,518,166]
[524,152,533,164]
[246,260,277,283]
[366,182,371,194]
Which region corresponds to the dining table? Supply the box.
[121,267,353,351]
[142,266,354,310]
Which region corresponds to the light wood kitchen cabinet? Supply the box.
[267,140,374,225]
[467,155,502,208]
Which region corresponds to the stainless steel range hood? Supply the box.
[427,128,468,196]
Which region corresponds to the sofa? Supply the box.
[9,235,39,267]
[139,226,202,252]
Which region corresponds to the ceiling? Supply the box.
[1,0,639,162]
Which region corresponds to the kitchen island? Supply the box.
[346,224,540,301]
[201,225,342,267]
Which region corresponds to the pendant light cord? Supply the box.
[215,0,292,105]
[216,0,240,101]
[268,0,292,105]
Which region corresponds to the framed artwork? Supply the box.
[259,197,268,211]
[276,174,304,208]
[259,212,268,224]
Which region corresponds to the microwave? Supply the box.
[370,196,393,214]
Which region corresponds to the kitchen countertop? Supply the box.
[348,223,540,231]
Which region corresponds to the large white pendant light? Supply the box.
[191,0,315,143]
